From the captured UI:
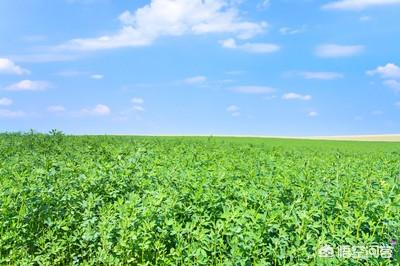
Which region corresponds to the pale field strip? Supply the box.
[308,135,400,142]
[98,134,400,142]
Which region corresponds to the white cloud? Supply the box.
[299,71,344,80]
[220,38,280,53]
[323,0,400,10]
[59,0,267,51]
[131,97,145,105]
[367,63,400,79]
[8,53,78,63]
[226,105,239,112]
[359,16,371,21]
[131,97,145,112]
[0,58,29,75]
[232,86,275,94]
[57,70,88,77]
[184,76,207,85]
[279,26,306,35]
[79,104,111,116]
[47,105,66,113]
[315,44,364,58]
[226,105,240,116]
[0,97,13,106]
[258,0,270,9]
[133,105,145,112]
[90,74,104,79]
[282,92,312,101]
[4,80,51,91]
[383,80,400,92]
[308,111,318,117]
[0,109,26,118]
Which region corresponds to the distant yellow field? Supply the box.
[309,135,400,142]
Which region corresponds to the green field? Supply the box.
[0,133,399,265]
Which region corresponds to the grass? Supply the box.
[0,132,399,265]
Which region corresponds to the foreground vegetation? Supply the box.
[0,132,399,265]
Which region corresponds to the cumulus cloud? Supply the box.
[184,76,207,85]
[220,38,280,53]
[308,111,318,117]
[59,0,267,51]
[315,44,364,58]
[298,71,344,80]
[367,63,400,93]
[226,105,240,116]
[282,92,312,101]
[0,97,13,106]
[79,104,111,116]
[4,80,51,91]
[322,0,400,10]
[232,86,275,94]
[367,63,400,79]
[0,58,29,75]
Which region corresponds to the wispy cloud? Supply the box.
[220,38,280,53]
[8,53,79,63]
[78,104,111,116]
[4,80,51,92]
[383,80,400,92]
[232,86,276,94]
[131,97,145,112]
[359,16,371,22]
[184,76,207,85]
[279,26,306,35]
[323,0,400,10]
[371,110,384,116]
[257,0,270,10]
[0,58,29,75]
[226,105,240,117]
[308,111,318,117]
[90,74,104,80]
[0,109,26,118]
[0,97,13,106]
[315,44,364,58]
[56,70,88,77]
[58,0,267,51]
[294,71,344,80]
[131,97,144,105]
[47,105,66,113]
[282,92,312,101]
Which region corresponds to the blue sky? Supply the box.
[1,0,400,135]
